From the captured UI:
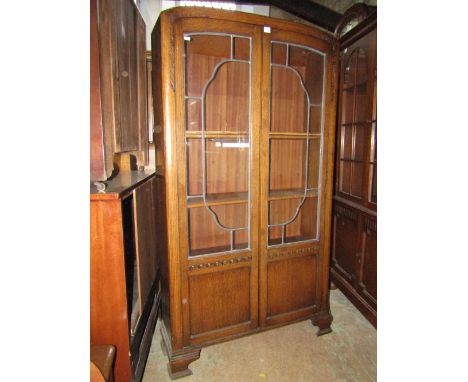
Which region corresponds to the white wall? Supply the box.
[136,0,270,50]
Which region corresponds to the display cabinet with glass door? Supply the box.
[331,4,377,328]
[152,7,337,378]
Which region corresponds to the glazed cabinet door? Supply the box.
[331,203,360,286]
[259,28,335,327]
[173,18,262,345]
[335,28,376,209]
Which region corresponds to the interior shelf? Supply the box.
[186,131,249,139]
[269,132,321,140]
[268,188,318,200]
[187,191,248,208]
[343,79,368,91]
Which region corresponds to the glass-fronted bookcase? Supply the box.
[152,7,337,378]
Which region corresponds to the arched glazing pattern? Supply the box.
[184,33,252,256]
[267,41,326,246]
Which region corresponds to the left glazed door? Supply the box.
[173,18,263,345]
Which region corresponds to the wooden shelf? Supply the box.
[269,188,318,201]
[186,130,249,139]
[343,79,368,91]
[187,192,248,208]
[269,132,321,140]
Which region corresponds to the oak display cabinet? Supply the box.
[151,7,338,378]
[331,4,377,327]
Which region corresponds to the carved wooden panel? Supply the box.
[188,267,251,335]
[332,205,359,284]
[267,255,317,317]
[359,217,377,308]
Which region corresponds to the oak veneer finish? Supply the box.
[331,6,377,328]
[152,7,338,378]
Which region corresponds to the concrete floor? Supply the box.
[143,289,376,381]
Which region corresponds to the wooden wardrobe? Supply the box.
[331,4,377,327]
[151,7,338,378]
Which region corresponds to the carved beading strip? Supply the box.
[334,204,358,221]
[267,245,320,261]
[187,255,252,271]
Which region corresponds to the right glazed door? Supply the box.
[260,27,334,327]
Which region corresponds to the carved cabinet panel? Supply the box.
[359,217,377,309]
[332,205,359,285]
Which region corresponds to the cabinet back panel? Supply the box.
[189,267,251,335]
[267,255,317,317]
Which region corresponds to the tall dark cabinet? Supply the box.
[331,4,377,327]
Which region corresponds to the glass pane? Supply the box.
[268,197,318,245]
[233,37,250,61]
[270,66,308,133]
[309,106,322,134]
[271,42,287,65]
[186,98,201,131]
[185,35,231,97]
[206,138,249,195]
[186,138,202,196]
[285,197,318,243]
[341,53,357,125]
[289,46,324,105]
[205,61,249,133]
[268,42,325,246]
[184,33,251,257]
[341,125,353,159]
[354,124,366,161]
[269,139,306,191]
[268,226,282,246]
[350,162,363,198]
[233,229,249,250]
[340,160,351,194]
[189,204,247,256]
[354,47,369,124]
[307,138,320,190]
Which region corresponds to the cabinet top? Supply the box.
[156,6,334,43]
[90,170,158,201]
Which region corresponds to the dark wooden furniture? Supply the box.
[331,4,377,328]
[151,7,338,378]
[90,0,149,181]
[90,171,162,382]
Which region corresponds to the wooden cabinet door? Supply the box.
[259,26,335,327]
[331,204,359,286]
[358,217,377,309]
[173,17,263,344]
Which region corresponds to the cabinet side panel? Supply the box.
[90,199,131,382]
[97,0,119,178]
[136,11,149,166]
[133,180,158,313]
[90,0,106,181]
